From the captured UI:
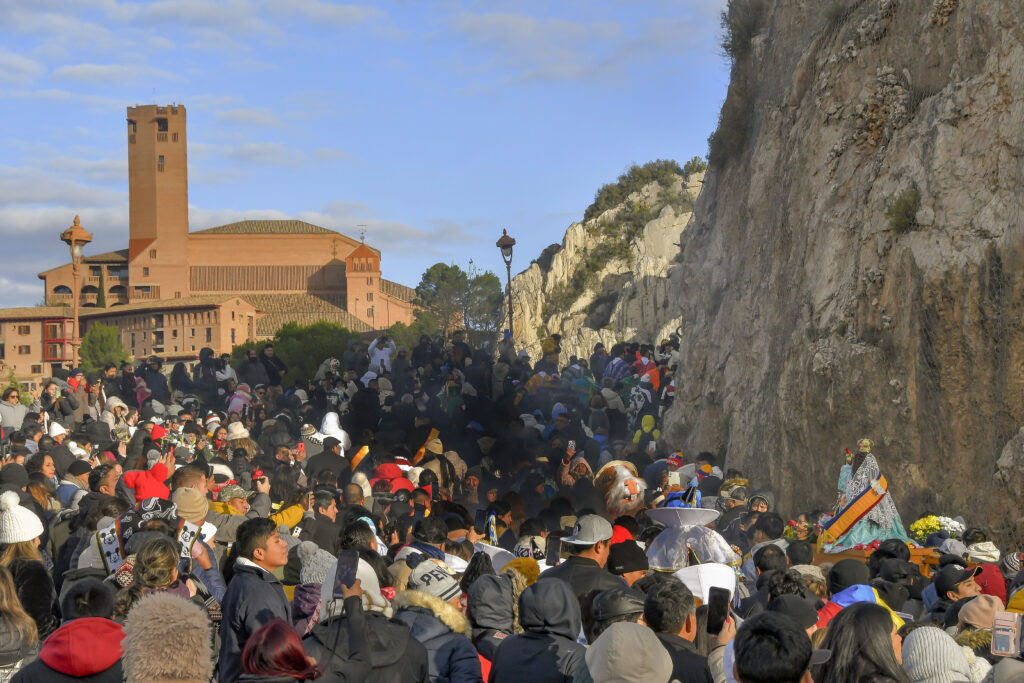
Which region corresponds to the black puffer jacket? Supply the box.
[8,560,58,640]
[304,596,429,683]
[489,578,585,683]
[466,574,515,664]
[393,590,482,683]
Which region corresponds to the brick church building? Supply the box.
[0,104,415,385]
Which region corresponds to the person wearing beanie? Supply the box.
[393,553,482,683]
[12,578,123,683]
[902,624,990,683]
[607,540,650,587]
[121,592,213,683]
[171,486,210,527]
[955,594,1004,665]
[489,578,584,683]
[122,450,174,501]
[580,622,675,683]
[56,460,92,510]
[0,491,58,641]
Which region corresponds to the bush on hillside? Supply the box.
[886,184,921,233]
[583,160,683,222]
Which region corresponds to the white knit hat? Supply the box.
[226,422,249,440]
[0,491,44,544]
[48,422,67,439]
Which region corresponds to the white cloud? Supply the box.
[224,142,301,165]
[50,63,184,85]
[0,88,124,110]
[311,147,355,163]
[0,166,124,210]
[0,51,45,85]
[266,0,381,27]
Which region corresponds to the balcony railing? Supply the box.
[132,286,162,301]
[157,132,168,142]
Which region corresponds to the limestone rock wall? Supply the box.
[665,0,1024,537]
[508,174,702,362]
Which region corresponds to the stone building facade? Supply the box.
[0,103,415,385]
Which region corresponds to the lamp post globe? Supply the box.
[60,215,93,368]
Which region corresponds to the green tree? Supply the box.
[463,271,503,347]
[79,323,129,376]
[389,309,440,351]
[414,263,470,337]
[230,320,361,387]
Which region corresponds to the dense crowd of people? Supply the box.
[0,330,1020,682]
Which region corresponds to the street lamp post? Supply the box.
[496,229,516,338]
[60,215,93,368]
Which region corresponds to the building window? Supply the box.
[131,333,136,347]
[366,277,372,285]
[143,267,149,276]
[171,132,178,142]
[90,266,102,276]
[108,266,127,278]
[135,286,151,294]
[172,329,178,338]
[128,120,137,133]
[17,345,30,355]
[205,328,211,342]
[149,249,157,259]
[367,293,374,302]
[231,328,236,344]
[231,311,235,321]
[191,345,195,351]
[367,307,374,319]
[30,365,41,374]
[17,325,30,335]
[0,343,5,359]
[191,328,195,337]
[157,155,164,171]
[157,118,168,132]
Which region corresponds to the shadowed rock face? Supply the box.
[664,0,1024,537]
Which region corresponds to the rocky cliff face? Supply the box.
[664,0,1024,537]
[508,173,702,362]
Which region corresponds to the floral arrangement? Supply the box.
[910,515,965,542]
[784,519,815,542]
[909,516,940,542]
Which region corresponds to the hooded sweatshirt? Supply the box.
[489,578,585,683]
[12,617,123,683]
[466,574,516,677]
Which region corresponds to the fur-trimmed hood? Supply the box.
[955,627,992,651]
[393,589,470,637]
[121,592,213,683]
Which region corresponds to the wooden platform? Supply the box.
[813,546,941,577]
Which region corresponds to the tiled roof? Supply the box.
[81,294,249,317]
[0,306,70,321]
[84,249,129,263]
[380,279,416,303]
[191,220,338,236]
[242,293,371,336]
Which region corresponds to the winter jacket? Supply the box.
[219,562,292,683]
[56,476,89,509]
[12,617,123,683]
[367,338,397,373]
[393,590,483,683]
[489,578,584,683]
[0,621,38,679]
[236,358,270,389]
[121,462,170,500]
[41,392,79,430]
[137,366,169,403]
[655,632,714,683]
[542,555,624,605]
[466,574,515,665]
[7,560,58,640]
[0,400,40,431]
[259,353,288,387]
[303,595,423,683]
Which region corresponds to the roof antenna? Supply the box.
[357,224,367,243]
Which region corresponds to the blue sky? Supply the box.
[0,0,729,307]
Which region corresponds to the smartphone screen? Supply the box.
[333,550,359,598]
[667,471,681,487]
[473,509,487,532]
[545,537,562,567]
[706,586,730,636]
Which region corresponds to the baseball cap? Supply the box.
[607,541,649,575]
[219,484,254,502]
[934,565,982,599]
[562,514,613,545]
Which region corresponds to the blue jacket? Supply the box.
[394,590,482,683]
[218,562,291,683]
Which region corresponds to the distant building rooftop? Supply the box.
[191,220,339,236]
[84,249,129,264]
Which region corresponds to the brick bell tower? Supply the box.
[125,104,190,301]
